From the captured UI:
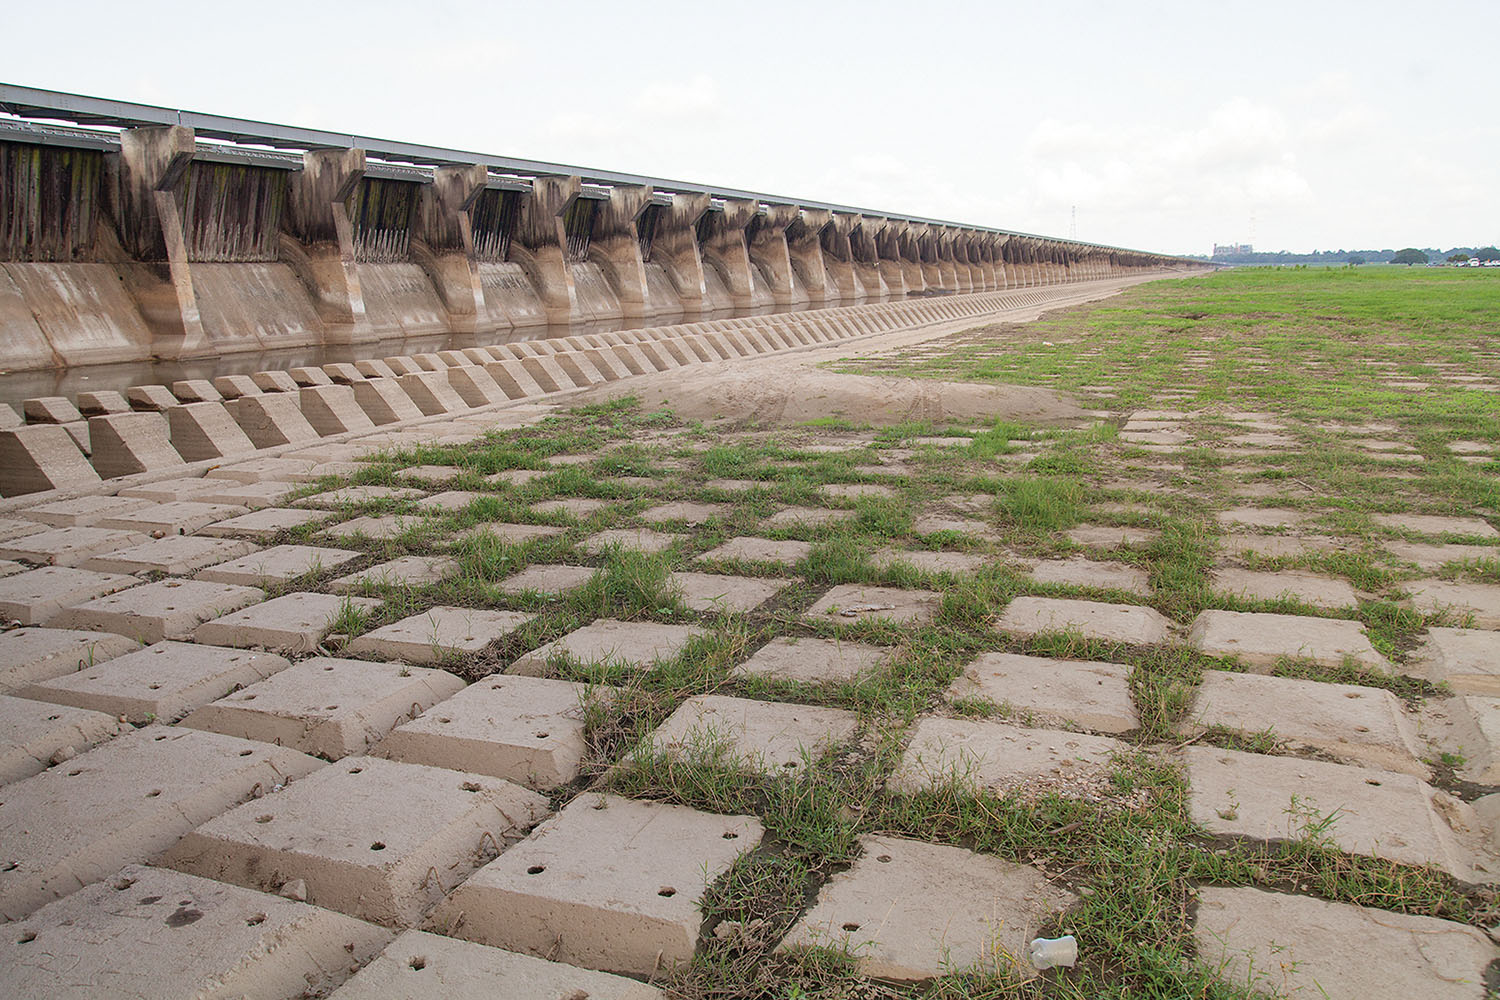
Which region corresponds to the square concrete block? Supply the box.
[669,571,786,613]
[347,607,534,665]
[578,528,683,555]
[1413,627,1500,694]
[871,548,989,576]
[998,596,1171,645]
[946,652,1138,734]
[1408,579,1500,629]
[0,864,391,999]
[331,555,459,592]
[322,513,427,542]
[97,500,249,536]
[429,793,763,976]
[779,834,1075,980]
[116,475,220,501]
[0,627,140,694]
[531,497,609,519]
[509,619,706,676]
[0,694,122,785]
[300,484,425,507]
[195,592,380,653]
[731,636,891,684]
[645,694,859,775]
[0,526,149,567]
[204,456,318,483]
[377,675,615,789]
[0,566,139,625]
[0,518,48,542]
[698,536,812,567]
[497,563,597,595]
[640,501,729,525]
[453,523,566,549]
[163,755,548,926]
[1375,513,1498,539]
[1183,746,1479,879]
[888,717,1127,797]
[1216,507,1309,529]
[0,727,322,920]
[198,506,330,538]
[1385,540,1495,572]
[20,641,291,725]
[16,494,154,527]
[192,479,300,509]
[1187,670,1424,774]
[1188,609,1392,671]
[763,506,855,529]
[328,928,664,1000]
[1031,556,1149,595]
[1064,524,1160,548]
[806,584,941,625]
[197,544,364,586]
[1194,886,1498,1000]
[1210,567,1359,610]
[414,490,488,514]
[183,656,465,758]
[1448,697,1500,784]
[80,535,258,575]
[52,578,265,643]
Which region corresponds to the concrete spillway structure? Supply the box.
[0,84,1192,374]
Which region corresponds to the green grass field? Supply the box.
[276,266,1498,998]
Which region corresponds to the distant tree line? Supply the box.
[1195,246,1497,265]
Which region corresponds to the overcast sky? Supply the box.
[7,0,1496,255]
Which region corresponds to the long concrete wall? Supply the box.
[0,98,1190,373]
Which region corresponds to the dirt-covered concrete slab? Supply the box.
[0,565,139,625]
[645,694,859,775]
[1188,609,1392,671]
[195,592,381,653]
[946,652,1138,734]
[731,636,891,684]
[806,583,941,624]
[52,578,265,643]
[0,694,122,785]
[998,596,1170,645]
[889,717,1127,799]
[508,619,706,676]
[347,607,533,665]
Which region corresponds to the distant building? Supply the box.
[1212,243,1253,257]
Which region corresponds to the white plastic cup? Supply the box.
[1028,934,1078,970]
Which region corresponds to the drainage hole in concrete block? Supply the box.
[146,789,161,798]
[246,913,266,925]
[239,749,253,757]
[67,769,82,776]
[255,814,274,824]
[534,731,549,739]
[17,931,36,944]
[370,842,386,851]
[324,665,334,671]
[438,718,451,724]
[658,886,677,897]
[147,684,160,690]
[842,922,860,932]
[877,855,892,863]
[348,766,363,774]
[2,862,18,872]
[1366,779,1382,786]
[527,865,546,875]
[46,715,60,721]
[722,831,738,840]
[409,956,427,971]
[460,782,482,792]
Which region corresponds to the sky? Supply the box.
[5,0,1497,256]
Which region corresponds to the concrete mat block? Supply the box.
[889,717,1128,798]
[117,475,220,501]
[80,535,258,575]
[509,618,706,676]
[456,522,566,546]
[197,543,363,585]
[96,499,249,535]
[947,651,1138,734]
[0,565,139,625]
[163,755,548,927]
[183,656,464,758]
[299,484,424,507]
[0,526,146,569]
[195,592,380,653]
[698,536,812,566]
[779,835,1075,979]
[0,518,48,542]
[20,641,290,724]
[198,507,330,538]
[1188,609,1392,671]
[377,675,615,789]
[1216,507,1310,530]
[1413,627,1500,694]
[1408,579,1500,629]
[763,506,856,528]
[16,494,154,527]
[0,864,391,999]
[331,555,459,592]
[1183,746,1480,879]
[1375,513,1498,539]
[52,578,264,643]
[645,694,859,775]
[806,584,941,625]
[999,596,1170,645]
[577,527,683,555]
[731,636,890,684]
[347,607,534,665]
[1194,886,1498,1000]
[1031,556,1149,595]
[1187,670,1424,774]
[1063,525,1160,548]
[531,496,608,519]
[429,793,762,976]
[168,401,258,462]
[0,627,140,694]
[871,548,989,576]
[192,479,300,509]
[496,563,597,595]
[329,928,663,999]
[1385,540,1496,571]
[669,571,786,613]
[0,727,321,920]
[1210,567,1359,609]
[0,694,122,785]
[640,501,729,525]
